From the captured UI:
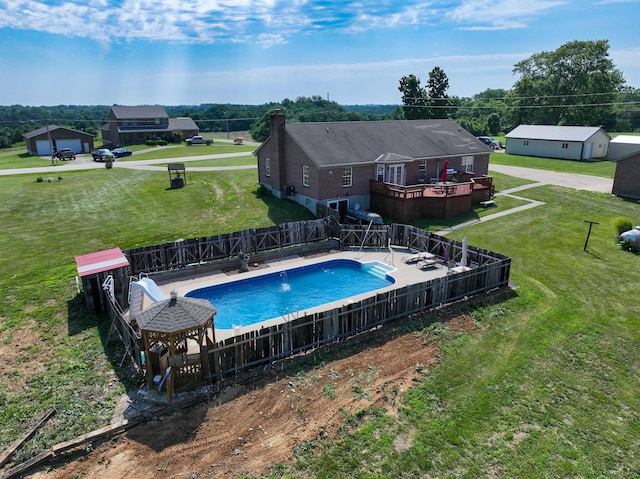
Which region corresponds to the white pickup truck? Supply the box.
[185,135,213,146]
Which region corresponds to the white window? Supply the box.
[342,167,352,187]
[418,160,427,171]
[376,164,385,181]
[303,165,309,187]
[265,158,270,177]
[461,156,474,173]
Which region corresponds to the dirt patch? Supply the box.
[28,314,480,479]
[0,320,48,394]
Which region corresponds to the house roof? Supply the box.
[23,124,94,139]
[110,105,168,119]
[610,135,640,145]
[506,125,609,142]
[136,297,216,334]
[283,119,490,168]
[169,117,198,130]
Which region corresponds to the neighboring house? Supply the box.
[505,125,610,160]
[255,111,494,221]
[608,135,640,200]
[101,106,199,147]
[23,124,95,156]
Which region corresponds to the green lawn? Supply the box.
[155,155,256,168]
[277,186,640,478]
[0,142,257,169]
[1,151,640,477]
[490,152,616,178]
[0,168,314,462]
[120,143,256,161]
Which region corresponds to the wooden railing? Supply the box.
[207,258,510,378]
[103,222,510,385]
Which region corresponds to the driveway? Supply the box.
[0,150,257,176]
[489,164,613,193]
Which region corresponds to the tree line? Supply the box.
[397,40,640,136]
[0,40,637,148]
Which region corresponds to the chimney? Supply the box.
[268,109,287,190]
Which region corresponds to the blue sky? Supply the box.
[1,0,639,106]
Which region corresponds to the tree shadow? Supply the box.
[256,192,316,225]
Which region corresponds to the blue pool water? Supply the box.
[185,259,395,329]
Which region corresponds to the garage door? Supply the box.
[36,140,52,156]
[56,139,82,153]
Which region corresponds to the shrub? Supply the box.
[615,217,633,236]
[145,139,158,146]
[157,139,168,146]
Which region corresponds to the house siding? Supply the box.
[612,152,640,200]
[505,126,610,160]
[24,125,95,156]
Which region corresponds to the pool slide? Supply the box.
[129,277,167,321]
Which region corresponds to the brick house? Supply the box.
[101,106,199,147]
[254,111,494,221]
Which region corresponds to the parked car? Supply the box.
[112,148,132,158]
[55,148,76,160]
[91,148,115,162]
[478,136,502,149]
[185,135,213,145]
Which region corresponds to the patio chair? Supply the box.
[401,252,435,264]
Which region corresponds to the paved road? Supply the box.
[0,150,257,176]
[489,164,613,193]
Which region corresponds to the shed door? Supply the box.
[583,143,592,160]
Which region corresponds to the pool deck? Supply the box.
[151,246,457,341]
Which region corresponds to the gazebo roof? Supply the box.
[136,297,216,334]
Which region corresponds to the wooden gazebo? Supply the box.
[136,294,216,398]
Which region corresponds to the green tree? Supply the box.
[487,112,501,135]
[426,66,450,119]
[510,40,625,128]
[398,74,428,119]
[614,87,640,131]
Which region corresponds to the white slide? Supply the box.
[129,277,168,321]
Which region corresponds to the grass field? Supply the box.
[490,152,616,178]
[0,138,257,169]
[281,185,640,478]
[1,146,640,476]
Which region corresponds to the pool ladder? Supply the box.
[282,306,299,322]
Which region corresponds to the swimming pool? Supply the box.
[185,259,395,329]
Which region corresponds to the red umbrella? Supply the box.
[441,160,448,182]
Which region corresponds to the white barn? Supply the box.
[505,125,610,160]
[608,135,640,161]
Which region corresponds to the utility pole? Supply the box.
[46,124,55,166]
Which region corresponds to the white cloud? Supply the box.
[447,0,568,30]
[0,0,551,46]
